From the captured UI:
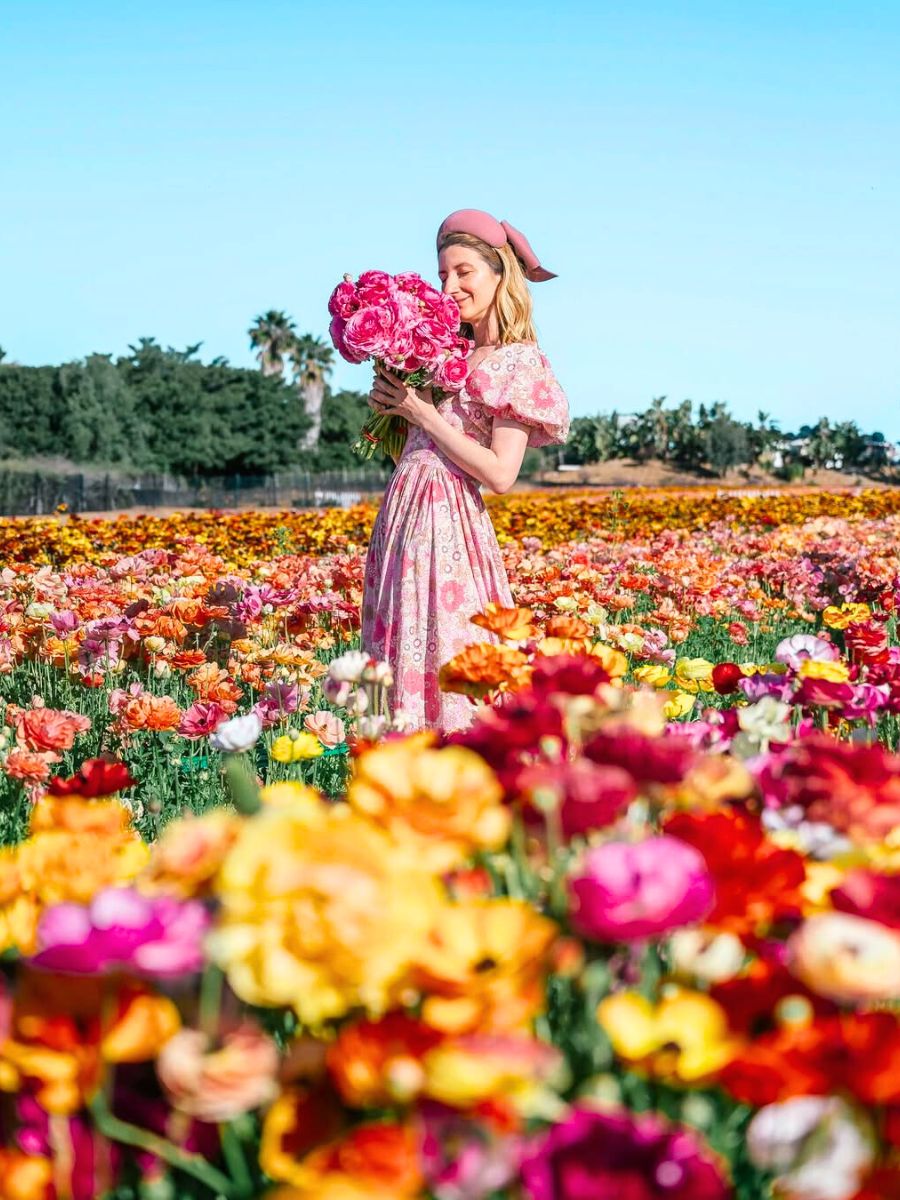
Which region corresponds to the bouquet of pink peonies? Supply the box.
[328,270,473,460]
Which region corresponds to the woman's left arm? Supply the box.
[371,366,529,494]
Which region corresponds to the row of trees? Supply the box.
[564,398,893,477]
[0,317,360,476]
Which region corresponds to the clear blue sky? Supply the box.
[2,1,898,437]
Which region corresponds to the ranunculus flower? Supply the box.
[304,709,346,748]
[830,868,900,930]
[47,757,135,797]
[520,1105,729,1200]
[156,1023,279,1122]
[178,701,229,740]
[515,759,635,837]
[775,634,840,670]
[568,836,714,942]
[31,887,209,977]
[747,1095,877,1200]
[711,662,743,694]
[787,912,900,1004]
[209,711,262,753]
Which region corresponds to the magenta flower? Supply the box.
[31,887,209,977]
[568,836,714,942]
[419,1104,526,1200]
[520,1106,729,1200]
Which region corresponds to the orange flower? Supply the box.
[29,795,132,838]
[14,707,90,754]
[327,1012,443,1107]
[3,750,52,783]
[263,1109,422,1200]
[544,614,593,639]
[439,643,530,698]
[170,649,210,670]
[118,693,183,732]
[0,1150,53,1200]
[141,810,241,898]
[471,603,537,641]
[347,733,509,870]
[187,662,243,709]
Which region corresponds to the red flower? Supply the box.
[530,653,610,697]
[47,758,135,798]
[515,759,635,837]
[757,735,900,843]
[664,810,806,935]
[584,730,696,786]
[712,662,743,695]
[830,868,900,930]
[719,1013,900,1106]
[711,958,837,1035]
[845,617,890,667]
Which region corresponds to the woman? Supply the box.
[361,208,570,733]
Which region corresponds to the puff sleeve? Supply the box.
[466,343,570,448]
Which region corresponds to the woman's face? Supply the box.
[438,245,500,324]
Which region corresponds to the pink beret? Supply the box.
[436,208,557,282]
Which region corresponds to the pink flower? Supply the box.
[328,278,361,319]
[356,269,394,304]
[342,305,395,360]
[520,1106,729,1200]
[157,1023,279,1122]
[178,701,229,740]
[439,579,467,613]
[435,353,470,391]
[303,709,346,748]
[775,634,840,670]
[568,836,714,942]
[50,610,79,635]
[32,887,209,977]
[420,1104,526,1200]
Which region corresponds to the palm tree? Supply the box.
[291,334,334,449]
[0,346,6,364]
[248,311,297,377]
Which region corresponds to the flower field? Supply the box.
[0,486,898,1199]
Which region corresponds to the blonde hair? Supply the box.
[437,231,538,345]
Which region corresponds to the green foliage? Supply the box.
[0,341,313,476]
[563,396,891,477]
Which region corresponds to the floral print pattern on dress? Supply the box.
[361,342,569,733]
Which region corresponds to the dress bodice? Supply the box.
[400,342,570,478]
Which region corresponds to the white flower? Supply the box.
[361,659,393,687]
[25,601,54,620]
[348,687,370,716]
[747,1096,876,1200]
[737,696,792,744]
[390,708,415,732]
[327,650,370,684]
[210,712,262,754]
[668,929,745,985]
[356,714,388,741]
[323,677,353,707]
[775,634,840,671]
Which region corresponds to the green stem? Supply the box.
[89,1093,239,1198]
[199,964,224,1040]
[220,1122,254,1197]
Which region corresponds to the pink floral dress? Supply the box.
[361,342,570,733]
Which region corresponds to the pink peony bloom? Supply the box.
[304,709,346,748]
[568,836,714,942]
[520,1105,729,1200]
[157,1023,279,1122]
[32,887,209,977]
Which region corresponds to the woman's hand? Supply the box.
[369,365,435,430]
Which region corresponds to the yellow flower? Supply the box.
[589,643,629,677]
[633,664,672,689]
[422,1035,564,1116]
[597,988,738,1082]
[209,803,443,1027]
[797,659,850,683]
[347,733,508,872]
[271,731,324,762]
[258,781,324,815]
[822,602,871,630]
[674,657,715,693]
[663,690,696,720]
[413,898,558,1034]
